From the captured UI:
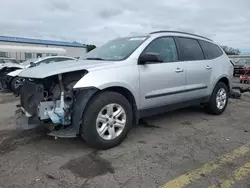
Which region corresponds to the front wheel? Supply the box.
[205,82,229,115]
[10,77,24,94]
[80,91,133,149]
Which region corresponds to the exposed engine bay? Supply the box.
[20,70,87,127]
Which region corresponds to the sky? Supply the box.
[0,0,250,53]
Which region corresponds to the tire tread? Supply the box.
[81,91,132,149]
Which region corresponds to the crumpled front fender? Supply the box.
[71,87,99,134]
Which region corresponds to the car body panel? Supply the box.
[138,62,186,109]
[210,54,233,91]
[7,69,23,77]
[18,59,117,78]
[182,59,211,100]
[73,63,141,108]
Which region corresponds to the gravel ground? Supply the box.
[0,78,250,188]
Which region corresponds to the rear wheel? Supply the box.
[80,91,133,149]
[205,82,229,115]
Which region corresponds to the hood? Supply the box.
[18,59,116,78]
[7,69,24,77]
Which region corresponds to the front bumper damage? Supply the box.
[15,107,43,130]
[16,79,99,138]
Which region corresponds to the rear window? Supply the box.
[199,40,223,60]
[176,37,204,61]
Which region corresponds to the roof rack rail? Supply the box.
[149,30,213,41]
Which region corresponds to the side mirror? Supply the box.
[30,62,35,66]
[138,53,163,65]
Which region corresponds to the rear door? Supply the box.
[139,37,186,110]
[198,39,225,92]
[175,37,210,100]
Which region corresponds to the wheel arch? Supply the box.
[206,76,231,103]
[102,86,139,124]
[72,86,139,135]
[217,76,230,90]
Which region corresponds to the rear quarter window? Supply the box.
[198,40,223,60]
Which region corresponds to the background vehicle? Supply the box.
[233,59,250,76]
[17,31,233,149]
[0,57,23,89]
[0,57,20,66]
[7,56,76,93]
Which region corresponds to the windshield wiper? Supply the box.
[86,57,104,60]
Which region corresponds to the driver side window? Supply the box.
[143,37,178,62]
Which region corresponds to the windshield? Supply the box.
[82,36,147,61]
[21,58,39,66]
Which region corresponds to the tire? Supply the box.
[240,80,243,83]
[205,82,229,115]
[80,91,133,149]
[10,77,22,94]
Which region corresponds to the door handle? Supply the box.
[206,65,212,70]
[175,68,184,73]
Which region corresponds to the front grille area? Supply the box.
[20,81,44,115]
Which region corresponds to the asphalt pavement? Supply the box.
[0,78,250,188]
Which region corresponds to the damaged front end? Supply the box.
[17,71,98,137]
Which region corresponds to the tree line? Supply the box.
[220,46,241,55]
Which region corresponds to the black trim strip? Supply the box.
[145,86,208,99]
[139,96,209,118]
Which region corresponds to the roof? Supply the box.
[0,36,86,48]
[149,30,213,42]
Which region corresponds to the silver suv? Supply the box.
[18,31,233,149]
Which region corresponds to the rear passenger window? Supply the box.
[143,37,178,62]
[199,40,223,59]
[176,37,204,61]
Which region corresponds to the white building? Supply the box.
[0,36,87,61]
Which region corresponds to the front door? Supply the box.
[139,37,186,110]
